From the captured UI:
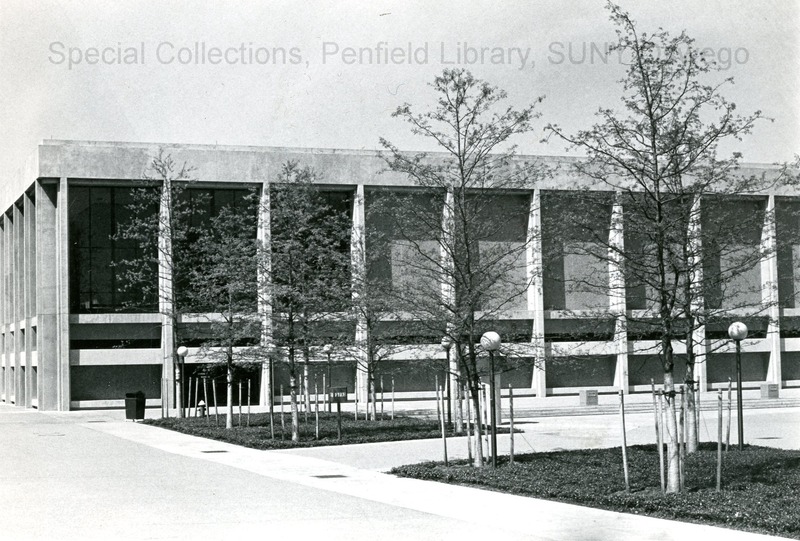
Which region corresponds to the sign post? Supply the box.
[330,386,348,440]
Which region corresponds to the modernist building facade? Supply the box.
[1,140,797,411]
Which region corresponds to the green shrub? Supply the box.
[145,412,503,450]
[391,444,800,539]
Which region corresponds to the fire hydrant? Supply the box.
[197,400,206,417]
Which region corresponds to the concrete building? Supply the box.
[1,140,797,411]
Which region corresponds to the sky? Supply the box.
[0,0,797,177]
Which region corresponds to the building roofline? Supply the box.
[0,138,790,213]
[37,138,780,169]
[36,138,588,164]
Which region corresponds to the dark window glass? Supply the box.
[69,185,158,313]
[176,187,256,311]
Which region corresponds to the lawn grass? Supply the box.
[391,443,800,539]
[145,411,458,449]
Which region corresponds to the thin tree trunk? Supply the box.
[226,362,233,429]
[289,373,300,442]
[685,382,698,453]
[663,371,681,493]
[685,362,699,453]
[453,347,464,434]
[303,361,311,414]
[369,372,377,421]
[454,376,463,434]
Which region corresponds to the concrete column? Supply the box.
[0,213,14,404]
[688,195,708,391]
[527,189,547,396]
[609,193,629,392]
[257,180,273,405]
[14,203,25,407]
[4,211,14,404]
[158,176,176,414]
[0,216,5,403]
[35,180,70,411]
[24,191,36,406]
[440,188,460,401]
[55,178,70,410]
[352,185,369,403]
[762,195,781,385]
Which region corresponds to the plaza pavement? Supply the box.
[1,400,797,540]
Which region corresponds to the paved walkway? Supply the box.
[4,404,797,540]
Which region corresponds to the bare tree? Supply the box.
[545,2,781,491]
[183,194,260,429]
[114,149,198,418]
[378,68,545,466]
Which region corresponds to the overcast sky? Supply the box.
[0,0,797,177]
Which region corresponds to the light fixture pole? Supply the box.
[480,331,501,468]
[728,322,748,451]
[441,336,452,427]
[266,344,276,438]
[176,346,189,419]
[322,344,333,412]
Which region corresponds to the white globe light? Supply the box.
[480,331,502,351]
[728,322,748,341]
[176,346,189,357]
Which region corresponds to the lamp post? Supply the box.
[176,346,189,419]
[322,344,333,413]
[441,336,452,426]
[480,331,501,468]
[728,321,748,451]
[265,344,276,439]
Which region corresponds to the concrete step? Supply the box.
[511,397,800,419]
[402,397,800,420]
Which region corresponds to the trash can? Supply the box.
[125,391,146,421]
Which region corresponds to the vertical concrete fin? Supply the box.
[258,180,273,405]
[1,214,6,403]
[441,188,455,309]
[158,176,175,413]
[762,195,781,384]
[440,188,459,394]
[609,192,629,392]
[24,190,35,406]
[35,181,57,410]
[528,189,546,396]
[13,202,25,406]
[55,179,70,410]
[352,185,368,403]
[688,195,708,391]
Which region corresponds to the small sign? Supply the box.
[580,389,599,406]
[760,383,779,399]
[329,386,348,402]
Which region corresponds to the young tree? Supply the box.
[183,194,260,429]
[378,68,545,465]
[114,149,197,418]
[546,2,779,491]
[269,162,352,442]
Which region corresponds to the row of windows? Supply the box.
[66,185,800,315]
[68,185,352,313]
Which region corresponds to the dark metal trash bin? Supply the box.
[125,391,146,421]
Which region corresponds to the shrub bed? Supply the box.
[391,444,800,539]
[146,412,474,450]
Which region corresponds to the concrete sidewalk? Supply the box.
[276,406,800,471]
[172,385,800,419]
[20,405,796,540]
